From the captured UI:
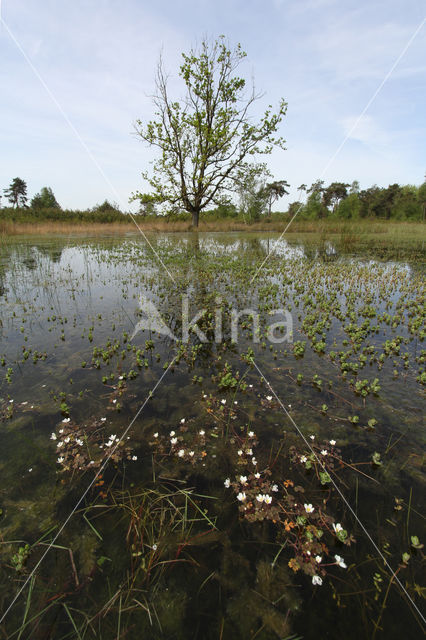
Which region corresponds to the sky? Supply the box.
[0,0,425,212]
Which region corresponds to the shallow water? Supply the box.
[0,231,424,639]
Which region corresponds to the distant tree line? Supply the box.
[1,176,425,223]
[287,180,426,221]
[1,178,127,223]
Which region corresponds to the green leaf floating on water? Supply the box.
[319,471,331,485]
[410,536,423,550]
[372,452,382,466]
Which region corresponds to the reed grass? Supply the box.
[1,217,424,238]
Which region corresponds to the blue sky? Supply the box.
[0,0,425,211]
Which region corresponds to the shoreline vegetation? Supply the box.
[0,215,426,262]
[1,216,425,240]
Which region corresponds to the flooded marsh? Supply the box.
[0,231,425,639]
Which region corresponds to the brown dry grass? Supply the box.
[0,217,424,238]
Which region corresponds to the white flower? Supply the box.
[153,432,159,438]
[264,494,272,504]
[249,384,253,388]
[334,555,347,568]
[246,448,253,456]
[112,399,117,404]
[221,399,226,405]
[248,431,255,438]
[101,417,106,422]
[189,451,195,457]
[315,555,322,563]
[110,434,117,440]
[252,457,257,465]
[266,395,272,401]
[304,503,314,514]
[62,418,70,423]
[177,449,185,457]
[239,475,248,484]
[288,404,292,408]
[152,543,158,551]
[309,435,315,440]
[50,433,57,440]
[89,460,95,465]
[64,436,70,443]
[256,494,264,503]
[57,456,64,464]
[203,394,207,398]
[170,430,175,437]
[254,472,261,479]
[59,429,64,434]
[180,418,185,423]
[272,484,278,492]
[237,449,243,456]
[300,455,307,463]
[312,575,323,586]
[76,439,83,446]
[57,441,64,448]
[329,439,336,446]
[333,523,343,533]
[171,437,178,445]
[234,400,238,405]
[199,430,205,436]
[236,492,246,501]
[132,455,138,461]
[224,478,231,488]
[28,468,32,472]
[321,449,328,456]
[9,399,14,403]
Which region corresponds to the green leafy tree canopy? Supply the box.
[4,177,28,208]
[134,36,287,227]
[264,180,290,217]
[31,186,61,210]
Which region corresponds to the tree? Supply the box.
[237,163,271,222]
[4,177,28,208]
[304,190,326,219]
[134,36,287,227]
[323,182,349,213]
[134,193,157,216]
[349,180,360,194]
[297,184,307,201]
[288,201,304,217]
[358,185,382,218]
[419,180,426,221]
[264,180,290,217]
[392,185,421,220]
[31,186,61,210]
[93,200,121,213]
[307,179,325,195]
[336,192,360,219]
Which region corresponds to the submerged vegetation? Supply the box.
[0,231,424,638]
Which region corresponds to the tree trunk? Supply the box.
[191,209,200,227]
